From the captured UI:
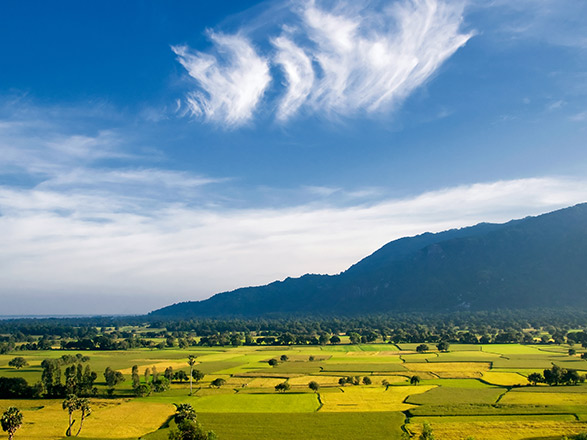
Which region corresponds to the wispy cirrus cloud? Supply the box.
[293,0,471,116]
[172,33,271,127]
[272,34,315,120]
[174,0,472,127]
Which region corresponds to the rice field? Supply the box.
[3,343,587,439]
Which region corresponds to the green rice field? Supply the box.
[2,342,587,439]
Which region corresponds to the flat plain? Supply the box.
[2,342,587,440]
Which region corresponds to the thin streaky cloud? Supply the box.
[272,35,315,120]
[174,0,472,126]
[300,0,472,115]
[172,33,271,127]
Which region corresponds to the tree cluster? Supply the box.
[527,365,586,386]
[338,376,372,386]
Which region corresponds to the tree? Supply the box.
[362,376,372,385]
[268,359,278,367]
[410,375,421,386]
[134,384,151,397]
[308,381,320,393]
[174,403,196,424]
[41,359,63,397]
[192,370,205,383]
[210,378,226,388]
[563,369,583,386]
[330,335,341,345]
[543,365,563,386]
[1,407,22,440]
[174,371,189,383]
[419,422,435,440]
[280,355,289,362]
[416,344,429,353]
[169,420,218,440]
[436,341,450,352]
[62,395,80,437]
[349,332,361,344]
[275,382,290,393]
[104,367,124,395]
[188,355,197,396]
[152,376,170,393]
[74,398,91,437]
[527,372,543,386]
[8,357,28,370]
[569,348,577,356]
[132,365,140,389]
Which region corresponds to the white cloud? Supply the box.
[571,111,587,122]
[1,175,586,314]
[298,0,471,116]
[272,35,315,120]
[172,33,271,127]
[174,0,471,126]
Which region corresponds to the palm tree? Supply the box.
[187,355,197,395]
[1,407,23,440]
[62,395,80,437]
[74,398,91,437]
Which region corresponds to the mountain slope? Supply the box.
[151,203,587,317]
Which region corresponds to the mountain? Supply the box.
[150,203,587,317]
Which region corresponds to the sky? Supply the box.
[1,0,587,315]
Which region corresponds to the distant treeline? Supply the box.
[1,309,587,352]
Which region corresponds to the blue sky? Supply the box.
[1,0,587,315]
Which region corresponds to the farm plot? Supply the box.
[431,351,501,363]
[196,411,406,440]
[481,344,547,355]
[321,363,407,373]
[405,385,505,405]
[0,398,173,440]
[400,353,438,362]
[403,362,490,378]
[407,417,587,440]
[500,391,587,406]
[482,371,527,386]
[421,378,494,389]
[328,354,403,362]
[320,385,434,412]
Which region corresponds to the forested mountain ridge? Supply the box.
[151,203,587,317]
